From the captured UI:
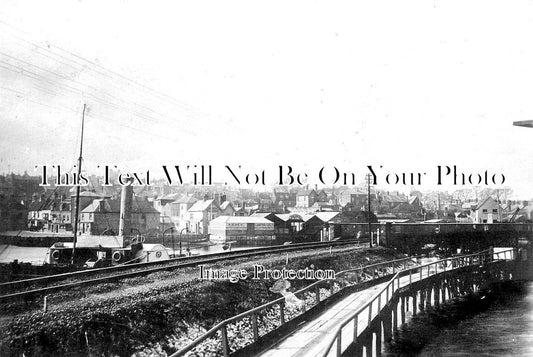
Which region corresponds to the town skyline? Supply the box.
[2,1,533,197]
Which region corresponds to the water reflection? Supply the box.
[419,282,533,356]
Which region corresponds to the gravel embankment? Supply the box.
[1,246,407,357]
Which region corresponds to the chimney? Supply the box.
[214,193,220,205]
[119,178,134,239]
[221,193,226,204]
[204,193,209,201]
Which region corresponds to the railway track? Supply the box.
[0,239,363,302]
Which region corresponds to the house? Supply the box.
[170,195,198,229]
[27,191,72,231]
[220,201,236,216]
[153,193,181,217]
[378,192,408,211]
[208,216,275,245]
[334,187,371,206]
[316,189,328,203]
[70,190,110,226]
[337,187,379,212]
[336,188,357,207]
[470,197,502,223]
[50,195,72,231]
[273,190,296,211]
[78,197,160,235]
[234,199,259,216]
[388,196,425,220]
[187,199,221,234]
[257,192,274,211]
[296,189,317,208]
[454,211,471,223]
[27,195,49,227]
[234,203,250,216]
[310,201,340,212]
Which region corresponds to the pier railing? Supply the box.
[170,255,421,357]
[321,248,515,357]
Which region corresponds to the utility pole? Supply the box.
[71,104,87,265]
[366,173,373,248]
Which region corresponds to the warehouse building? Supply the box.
[208,216,275,246]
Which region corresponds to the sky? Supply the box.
[0,0,532,197]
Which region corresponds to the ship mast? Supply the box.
[71,103,87,265]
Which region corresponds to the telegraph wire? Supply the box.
[0,20,227,137]
[0,49,173,123]
[0,58,202,136]
[0,85,186,142]
[0,18,212,120]
[0,85,77,115]
[0,60,161,125]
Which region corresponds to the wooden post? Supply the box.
[353,314,359,342]
[376,322,382,357]
[401,296,406,324]
[43,295,48,313]
[252,314,259,342]
[336,332,342,357]
[280,301,285,324]
[221,325,230,357]
[392,302,398,332]
[368,303,373,327]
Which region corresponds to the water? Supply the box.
[0,245,49,265]
[418,282,533,356]
[0,243,255,265]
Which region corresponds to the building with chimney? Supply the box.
[78,197,160,235]
[470,196,502,223]
[186,198,221,234]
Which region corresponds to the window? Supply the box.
[492,209,498,213]
[482,209,488,213]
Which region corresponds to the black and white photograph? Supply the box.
[1,1,533,356]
